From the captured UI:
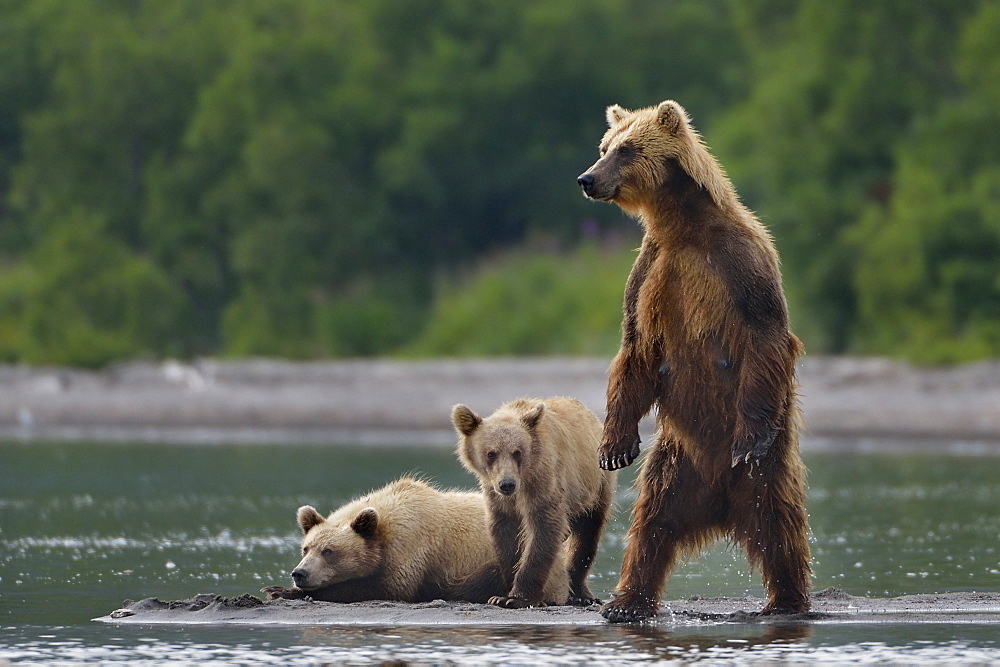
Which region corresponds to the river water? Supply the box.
[2,440,999,663]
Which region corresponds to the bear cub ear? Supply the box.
[606,104,630,127]
[451,404,482,436]
[522,402,545,430]
[656,100,685,134]
[351,507,379,538]
[297,505,325,534]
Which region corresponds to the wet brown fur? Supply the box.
[578,100,811,622]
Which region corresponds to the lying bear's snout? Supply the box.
[498,478,517,496]
[291,568,308,586]
[577,173,596,196]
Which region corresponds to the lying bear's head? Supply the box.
[289,504,383,591]
[452,400,545,499]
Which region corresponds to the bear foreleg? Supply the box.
[601,348,657,470]
[566,499,612,605]
[491,505,568,608]
[601,240,658,472]
[487,503,523,592]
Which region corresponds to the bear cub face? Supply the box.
[452,402,544,498]
[289,504,383,591]
[577,100,692,212]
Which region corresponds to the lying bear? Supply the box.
[262,477,569,604]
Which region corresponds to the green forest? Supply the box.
[0,0,997,366]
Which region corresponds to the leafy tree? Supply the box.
[851,2,1000,362]
[0,213,186,366]
[1,0,997,364]
[714,0,982,352]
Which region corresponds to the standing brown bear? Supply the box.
[452,397,616,608]
[577,100,811,622]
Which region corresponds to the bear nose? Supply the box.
[498,478,517,496]
[577,173,595,193]
[291,568,307,585]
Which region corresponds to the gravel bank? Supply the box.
[3,356,999,448]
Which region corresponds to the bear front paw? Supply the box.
[599,437,641,470]
[487,595,533,609]
[568,595,603,607]
[600,593,659,623]
[260,586,304,600]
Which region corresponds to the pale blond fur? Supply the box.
[456,397,611,518]
[291,477,567,603]
[453,396,616,606]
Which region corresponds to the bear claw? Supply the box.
[488,595,533,609]
[600,596,659,623]
[568,596,603,607]
[599,437,641,471]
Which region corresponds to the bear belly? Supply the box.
[651,332,741,475]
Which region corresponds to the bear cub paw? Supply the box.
[260,586,306,601]
[488,595,536,609]
[568,595,603,607]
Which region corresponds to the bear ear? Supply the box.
[351,507,379,539]
[522,402,545,430]
[297,505,324,535]
[606,104,630,127]
[656,100,685,134]
[451,404,482,436]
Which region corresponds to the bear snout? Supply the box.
[291,568,308,587]
[577,172,596,197]
[498,477,517,496]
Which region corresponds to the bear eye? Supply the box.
[512,450,522,464]
[321,548,333,557]
[485,451,497,463]
[302,546,309,555]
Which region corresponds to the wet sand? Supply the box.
[3,356,1000,448]
[96,588,1000,626]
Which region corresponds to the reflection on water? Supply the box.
[2,440,999,662]
[4,619,1000,663]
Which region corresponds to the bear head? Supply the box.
[577,100,727,215]
[451,401,545,499]
[288,504,383,591]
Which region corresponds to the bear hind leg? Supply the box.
[731,452,812,614]
[602,441,725,623]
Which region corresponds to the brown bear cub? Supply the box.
[262,477,568,604]
[578,100,811,622]
[452,396,616,608]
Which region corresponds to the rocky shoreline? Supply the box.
[3,356,1000,448]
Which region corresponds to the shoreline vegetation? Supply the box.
[3,356,999,449]
[2,4,999,368]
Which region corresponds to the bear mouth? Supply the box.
[581,185,619,202]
